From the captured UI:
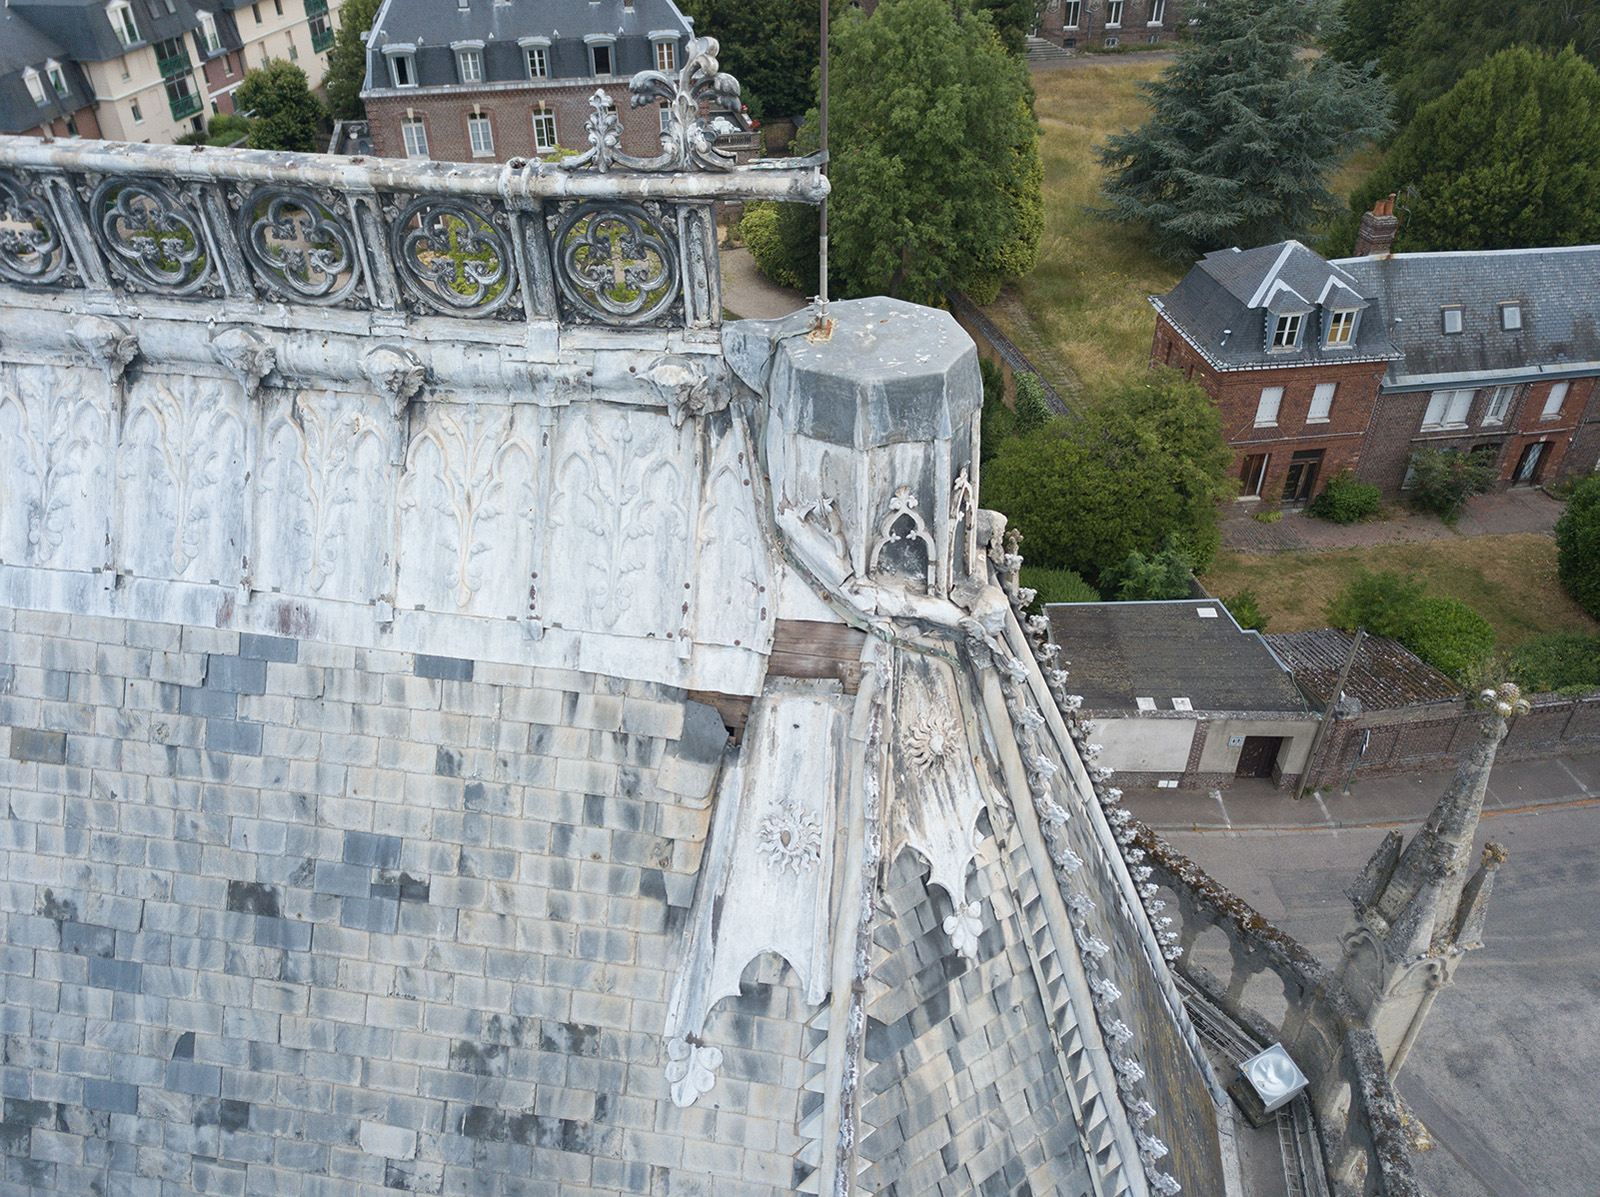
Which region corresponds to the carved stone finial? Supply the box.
[210,327,275,400]
[69,315,138,383]
[362,344,424,420]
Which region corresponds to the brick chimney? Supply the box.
[1353,194,1399,257]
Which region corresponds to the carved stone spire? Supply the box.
[1336,682,1526,1075]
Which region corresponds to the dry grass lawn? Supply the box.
[1002,62,1385,386]
[1202,534,1600,649]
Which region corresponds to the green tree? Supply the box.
[1555,475,1600,619]
[966,0,1036,55]
[1404,445,1498,524]
[1225,588,1268,631]
[1011,372,1051,436]
[1323,569,1425,639]
[675,0,844,118]
[1324,570,1494,684]
[235,60,325,153]
[981,371,1234,583]
[1096,0,1391,259]
[810,0,1042,304]
[1104,534,1195,601]
[324,0,380,122]
[174,112,255,147]
[1345,48,1600,253]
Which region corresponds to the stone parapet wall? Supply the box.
[0,605,824,1196]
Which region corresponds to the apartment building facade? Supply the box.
[1035,0,1186,50]
[1151,225,1600,505]
[360,0,701,164]
[0,0,342,144]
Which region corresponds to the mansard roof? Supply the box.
[1153,240,1403,372]
[1334,245,1600,389]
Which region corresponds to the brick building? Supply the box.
[1035,0,1186,50]
[1152,222,1600,505]
[361,0,706,165]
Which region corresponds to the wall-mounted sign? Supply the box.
[1228,734,1245,747]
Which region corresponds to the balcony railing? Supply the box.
[156,50,193,79]
[0,44,824,338]
[168,90,202,121]
[311,26,335,52]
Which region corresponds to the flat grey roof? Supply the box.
[1045,600,1308,715]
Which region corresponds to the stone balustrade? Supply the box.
[1137,826,1422,1197]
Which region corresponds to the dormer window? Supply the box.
[526,46,547,77]
[107,1,140,47]
[197,12,221,55]
[1500,302,1522,331]
[45,60,68,97]
[586,35,615,76]
[22,69,46,106]
[656,39,677,71]
[1271,313,1302,350]
[1325,308,1357,347]
[385,46,417,87]
[1441,306,1463,334]
[456,48,483,83]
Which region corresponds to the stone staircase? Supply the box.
[1026,35,1078,66]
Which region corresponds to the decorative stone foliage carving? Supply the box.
[902,713,959,774]
[91,177,212,295]
[0,172,69,286]
[870,486,937,591]
[551,201,680,327]
[69,316,138,383]
[210,327,275,400]
[942,900,984,959]
[361,344,424,421]
[664,1036,723,1108]
[391,197,518,319]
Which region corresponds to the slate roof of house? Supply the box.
[1151,240,1403,373]
[366,0,694,92]
[0,5,95,133]
[1334,246,1600,389]
[1267,628,1463,710]
[1046,599,1309,715]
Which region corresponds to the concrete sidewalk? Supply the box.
[1220,486,1561,554]
[1127,748,1600,832]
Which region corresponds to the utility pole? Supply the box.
[1296,627,1364,801]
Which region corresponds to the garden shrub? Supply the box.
[1012,372,1051,437]
[1405,445,1498,524]
[1323,570,1426,641]
[1509,632,1600,695]
[1555,475,1600,619]
[1404,596,1495,685]
[1019,566,1100,612]
[1225,588,1268,632]
[1104,534,1194,601]
[1307,471,1382,524]
[979,358,1013,462]
[740,202,810,292]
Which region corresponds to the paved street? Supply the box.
[1132,752,1600,1197]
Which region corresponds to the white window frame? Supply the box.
[457,49,483,83]
[1325,308,1357,347]
[1422,388,1474,429]
[22,69,46,107]
[532,107,557,152]
[1308,382,1336,423]
[1441,306,1463,334]
[655,39,677,72]
[1149,0,1165,23]
[1482,385,1514,425]
[1254,386,1283,428]
[107,1,140,47]
[1105,0,1123,25]
[401,117,428,158]
[526,46,548,78]
[130,97,143,122]
[387,51,417,88]
[197,11,221,54]
[1271,313,1303,350]
[1541,381,1569,421]
[589,40,615,76]
[467,113,494,157]
[1062,0,1081,25]
[658,102,671,132]
[1500,302,1522,331]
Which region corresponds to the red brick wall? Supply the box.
[1037,0,1186,46]
[1359,376,1599,498]
[29,105,101,140]
[202,52,246,114]
[366,83,663,164]
[1153,313,1388,504]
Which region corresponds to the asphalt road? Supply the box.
[1163,801,1600,1197]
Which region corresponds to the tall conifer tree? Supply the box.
[1096,0,1390,259]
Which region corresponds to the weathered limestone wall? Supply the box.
[0,607,817,1196]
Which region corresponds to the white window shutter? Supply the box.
[1255,387,1283,426]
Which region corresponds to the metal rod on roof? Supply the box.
[817,0,829,315]
[1297,627,1365,801]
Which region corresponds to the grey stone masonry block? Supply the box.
[206,719,263,756]
[676,701,729,764]
[10,728,67,764]
[87,958,142,993]
[314,861,371,898]
[226,882,282,918]
[341,897,398,934]
[344,831,402,870]
[239,634,298,664]
[414,654,474,682]
[204,654,267,695]
[254,918,312,952]
[59,922,115,958]
[166,1059,222,1097]
[81,1079,138,1114]
[180,686,237,719]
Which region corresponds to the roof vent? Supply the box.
[1197,608,1217,618]
[1172,697,1193,711]
[1136,697,1156,711]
